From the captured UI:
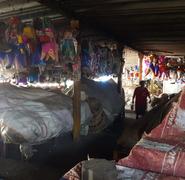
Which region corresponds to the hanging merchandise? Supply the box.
[158,56,169,79]
[81,39,90,68]
[145,55,159,78]
[60,30,77,62]
[99,47,108,75]
[33,17,58,68]
[34,20,59,78]
[6,17,27,70]
[89,42,98,76]
[143,56,150,77]
[59,23,79,80]
[22,24,37,67]
[40,28,58,62]
[32,17,43,66]
[81,39,121,78]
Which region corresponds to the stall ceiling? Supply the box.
[38,0,185,56]
[0,0,64,22]
[1,0,185,56]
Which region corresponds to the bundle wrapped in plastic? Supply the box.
[0,84,92,145]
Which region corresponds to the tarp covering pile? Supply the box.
[80,78,123,123]
[0,78,122,146]
[0,84,92,145]
[118,87,185,179]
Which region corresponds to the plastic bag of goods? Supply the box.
[118,88,185,178]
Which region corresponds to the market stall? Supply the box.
[0,15,125,161]
[123,52,185,110]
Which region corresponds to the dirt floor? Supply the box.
[0,110,142,180]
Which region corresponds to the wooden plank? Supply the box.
[73,80,81,141]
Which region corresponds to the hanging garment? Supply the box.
[60,38,77,62]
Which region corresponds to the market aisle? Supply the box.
[115,110,145,159]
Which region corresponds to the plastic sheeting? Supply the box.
[81,78,123,122]
[0,84,92,144]
[118,87,185,178]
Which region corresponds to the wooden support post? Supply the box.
[114,46,125,161]
[118,59,125,96]
[138,52,144,81]
[73,80,81,141]
[117,46,125,96]
[72,19,81,141]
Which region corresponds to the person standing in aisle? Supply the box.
[132,80,151,119]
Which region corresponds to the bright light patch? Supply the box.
[94,75,113,82]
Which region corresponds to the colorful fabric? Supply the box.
[42,42,56,54]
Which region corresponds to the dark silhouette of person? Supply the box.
[132,80,151,119]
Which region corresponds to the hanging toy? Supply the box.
[6,17,27,70]
[145,55,159,78]
[29,18,44,66]
[22,24,38,67]
[158,56,169,79]
[143,56,150,76]
[60,28,77,63]
[40,28,58,62]
[36,17,58,64]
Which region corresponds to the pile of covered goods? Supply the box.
[0,78,123,159]
[61,87,185,180]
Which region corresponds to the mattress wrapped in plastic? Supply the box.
[118,87,185,178]
[0,84,92,145]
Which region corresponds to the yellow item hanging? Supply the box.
[23,26,36,39]
[17,35,23,44]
